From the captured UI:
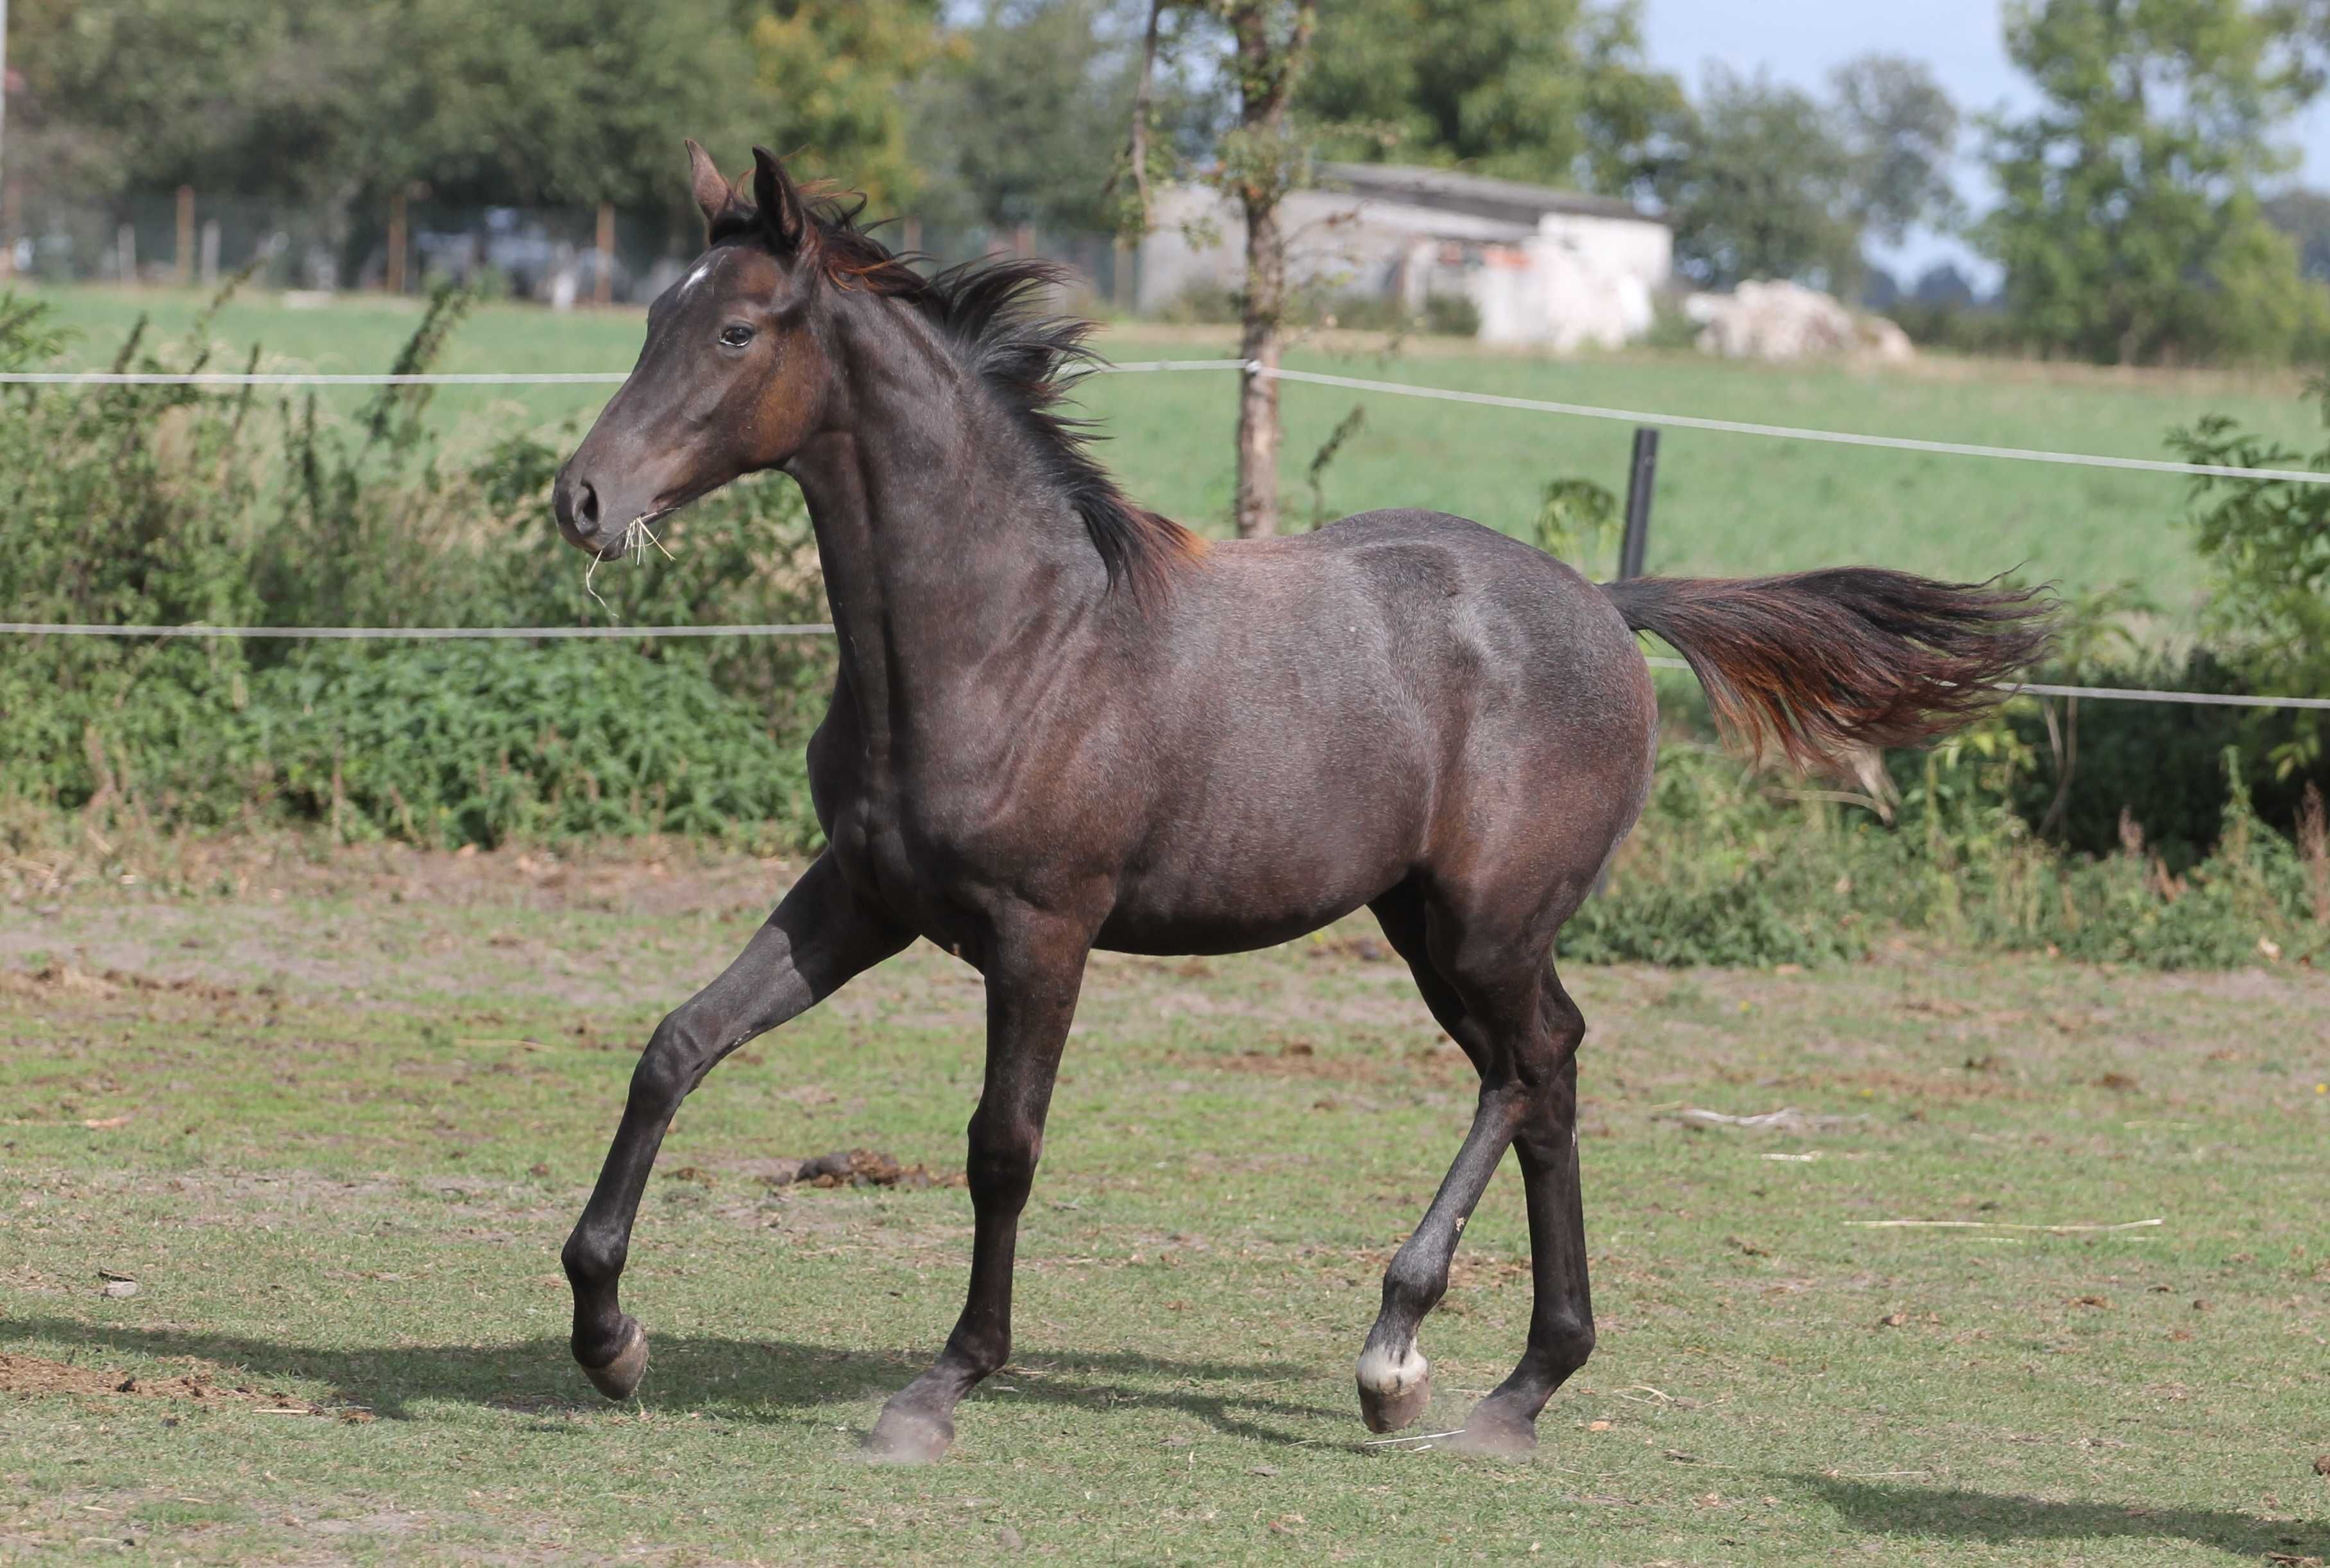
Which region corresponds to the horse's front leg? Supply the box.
[561,851,907,1398]
[866,912,1090,1462]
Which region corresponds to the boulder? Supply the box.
[1685,279,1914,363]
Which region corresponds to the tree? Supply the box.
[1296,0,1680,191]
[1219,0,1318,538]
[912,0,1149,233]
[746,0,951,209]
[1647,68,1862,292]
[1122,1,1316,538]
[4,0,944,225]
[1977,0,2330,364]
[371,0,771,210]
[1829,54,1962,245]
[2263,187,2330,280]
[5,0,381,209]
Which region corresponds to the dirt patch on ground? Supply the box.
[0,961,242,1005]
[0,1351,348,1415]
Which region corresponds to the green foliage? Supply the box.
[913,0,1150,233]
[1978,0,2330,364]
[2263,186,2330,280]
[1532,477,1620,577]
[1420,293,1482,338]
[1302,404,1367,529]
[1828,55,1964,246]
[1563,750,1877,967]
[1647,52,1957,294]
[247,642,814,849]
[2166,380,2330,774]
[1297,0,1681,191]
[0,289,831,855]
[8,0,939,220]
[1570,735,2330,970]
[1647,67,1867,293]
[749,0,953,209]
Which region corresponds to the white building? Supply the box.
[1135,162,1672,350]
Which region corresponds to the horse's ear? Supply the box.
[685,139,738,232]
[751,146,811,258]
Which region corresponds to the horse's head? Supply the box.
[552,142,838,558]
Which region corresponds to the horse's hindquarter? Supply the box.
[1100,511,1656,953]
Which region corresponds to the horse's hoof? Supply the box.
[1450,1403,1536,1457]
[1354,1343,1432,1434]
[579,1318,649,1401]
[864,1404,955,1465]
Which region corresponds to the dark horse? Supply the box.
[548,142,2050,1463]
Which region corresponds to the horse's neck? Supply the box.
[785,335,1103,768]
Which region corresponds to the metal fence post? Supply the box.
[1619,425,1658,579]
[1592,425,1663,905]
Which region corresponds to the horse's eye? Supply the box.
[719,323,754,349]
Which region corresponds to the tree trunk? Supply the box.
[1235,194,1286,538]
[1226,0,1316,540]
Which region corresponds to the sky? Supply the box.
[1638,0,2330,289]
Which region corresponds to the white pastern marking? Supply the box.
[1356,1342,1429,1397]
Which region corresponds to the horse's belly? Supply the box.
[1095,818,1412,956]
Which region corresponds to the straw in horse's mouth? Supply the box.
[581,511,678,618]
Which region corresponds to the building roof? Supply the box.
[1314,162,1665,228]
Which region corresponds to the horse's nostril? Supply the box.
[577,481,601,528]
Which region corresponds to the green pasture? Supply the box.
[1,851,2326,1564]
[26,284,2330,607]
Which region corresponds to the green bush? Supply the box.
[1570,733,2329,971]
[1419,293,1481,339]
[248,642,815,849]
[0,285,832,855]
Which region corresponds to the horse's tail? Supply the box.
[1602,568,2054,774]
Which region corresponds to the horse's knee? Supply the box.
[629,1006,722,1109]
[964,1108,1041,1211]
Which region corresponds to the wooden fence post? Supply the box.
[595,203,615,307]
[386,189,408,296]
[175,186,194,286]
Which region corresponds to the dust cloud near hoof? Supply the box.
[863,1406,955,1465]
[1449,1404,1537,1457]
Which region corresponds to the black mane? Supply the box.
[713,192,1198,593]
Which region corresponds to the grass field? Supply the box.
[24,284,2330,607]
[3,846,2327,1564]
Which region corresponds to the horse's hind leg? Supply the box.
[561,853,906,1399]
[1456,980,1592,1455]
[1352,887,1537,1433]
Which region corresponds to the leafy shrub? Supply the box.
[1420,293,1480,339]
[2168,383,2330,776]
[1571,733,2330,971]
[250,642,815,849]
[0,285,832,855]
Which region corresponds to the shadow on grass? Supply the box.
[1798,1475,2327,1560]
[1,1315,1337,1447]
